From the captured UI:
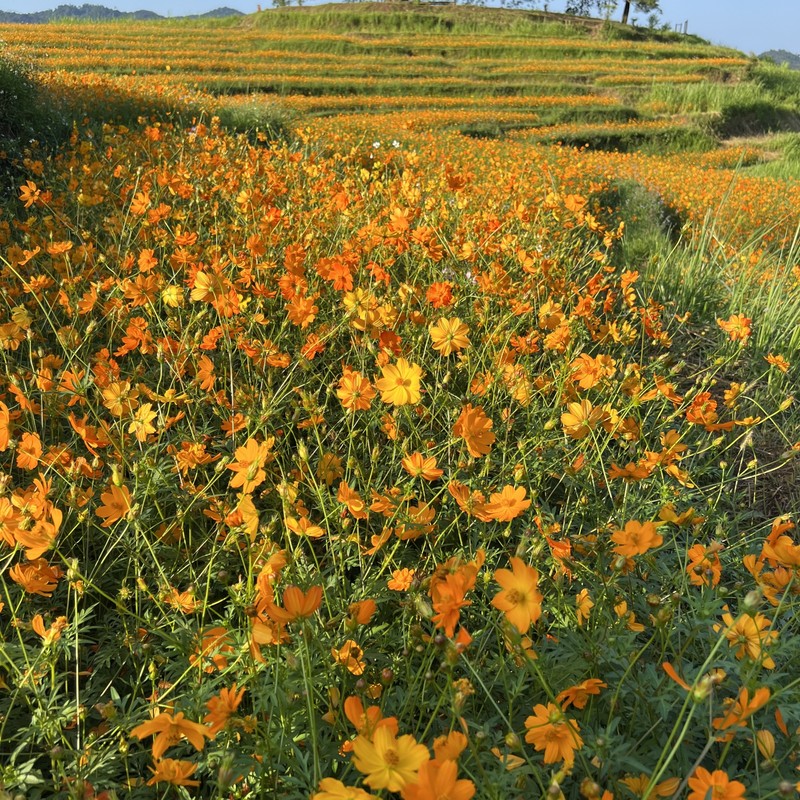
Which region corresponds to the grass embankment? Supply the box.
[0,7,799,798]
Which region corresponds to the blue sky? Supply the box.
[0,0,796,56]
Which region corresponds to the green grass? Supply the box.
[642,81,766,114]
[250,4,590,36]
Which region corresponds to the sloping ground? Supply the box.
[0,10,757,152]
[1,7,800,799]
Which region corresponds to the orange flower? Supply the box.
[163,586,200,614]
[8,558,63,596]
[352,726,429,792]
[388,569,415,591]
[430,573,471,638]
[570,353,616,390]
[687,768,746,800]
[426,281,453,308]
[204,683,246,735]
[615,600,645,633]
[432,731,468,762]
[337,369,376,412]
[401,452,444,481]
[267,585,323,624]
[491,557,542,634]
[195,355,216,391]
[608,461,654,482]
[286,515,326,538]
[147,758,200,787]
[332,640,366,675]
[448,481,492,522]
[227,437,270,494]
[483,485,530,522]
[621,775,680,798]
[130,712,209,760]
[0,401,11,451]
[453,404,495,458]
[717,314,752,343]
[19,180,41,208]
[765,353,789,373]
[95,484,132,528]
[713,607,778,669]
[375,359,423,406]
[561,400,604,440]
[32,613,68,645]
[429,317,470,356]
[402,758,475,800]
[611,520,663,557]
[556,678,607,710]
[338,482,369,520]
[524,703,583,766]
[16,432,42,470]
[344,695,398,739]
[14,506,62,560]
[347,599,377,626]
[190,627,233,673]
[712,686,771,734]
[101,380,139,417]
[575,589,594,627]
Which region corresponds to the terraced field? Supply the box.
[1,7,800,798]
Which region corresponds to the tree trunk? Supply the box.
[621,0,630,23]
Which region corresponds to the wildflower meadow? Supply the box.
[0,5,799,799]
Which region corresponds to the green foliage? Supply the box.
[0,52,69,191]
[712,101,800,138]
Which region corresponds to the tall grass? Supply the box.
[250,6,588,37]
[643,81,765,114]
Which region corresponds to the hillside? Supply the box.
[761,48,800,70]
[2,2,798,150]
[1,4,800,799]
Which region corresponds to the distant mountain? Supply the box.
[195,6,242,17]
[0,4,244,22]
[760,49,800,70]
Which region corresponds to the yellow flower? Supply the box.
[312,778,377,800]
[429,316,470,356]
[375,359,422,406]
[491,557,542,634]
[351,726,429,791]
[128,403,158,442]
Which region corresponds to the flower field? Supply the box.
[0,5,799,798]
